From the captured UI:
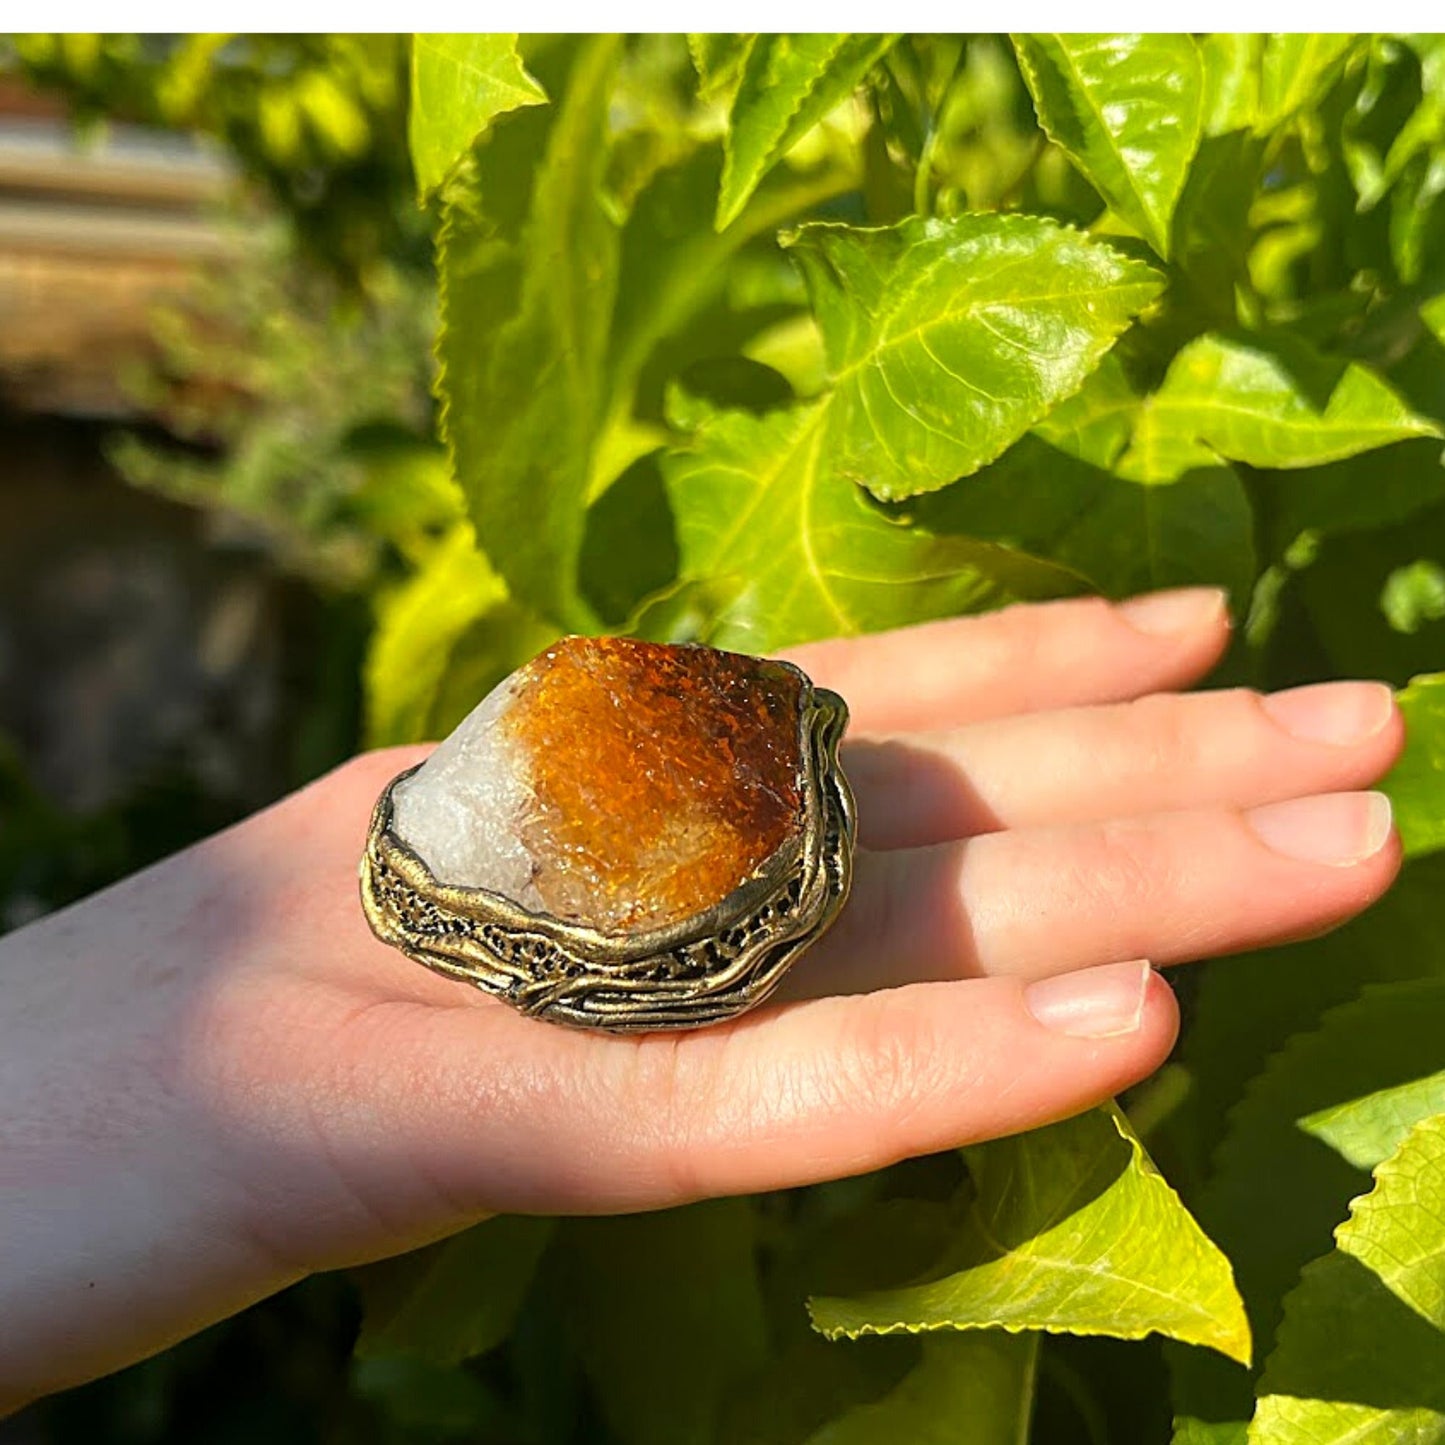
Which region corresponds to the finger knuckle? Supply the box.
[836,992,948,1146]
[623,1031,715,1203]
[1118,692,1207,775]
[1080,816,1170,916]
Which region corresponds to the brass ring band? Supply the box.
[359,677,855,1032]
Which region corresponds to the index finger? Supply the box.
[780,588,1230,734]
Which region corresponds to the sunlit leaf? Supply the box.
[1013,34,1204,257]
[788,214,1163,500]
[1137,333,1440,471]
[409,34,546,199]
[1250,1115,1445,1442]
[1387,672,1445,858]
[1200,34,1264,136]
[436,36,621,629]
[363,525,508,747]
[811,1105,1250,1365]
[1256,34,1360,133]
[717,34,896,228]
[663,400,1079,651]
[1031,351,1138,465]
[688,33,755,101]
[609,142,852,435]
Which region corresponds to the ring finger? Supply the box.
[780,790,1401,1000]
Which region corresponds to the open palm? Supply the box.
[0,589,1403,1408]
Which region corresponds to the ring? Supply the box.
[359,636,856,1031]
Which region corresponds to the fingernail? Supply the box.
[1246,792,1393,865]
[1116,587,1227,638]
[1025,959,1151,1038]
[1261,682,1394,745]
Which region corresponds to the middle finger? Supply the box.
[846,682,1402,850]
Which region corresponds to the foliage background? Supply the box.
[3,30,1445,1445]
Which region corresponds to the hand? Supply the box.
[0,589,1404,1409]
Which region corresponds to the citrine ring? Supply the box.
[359,636,856,1031]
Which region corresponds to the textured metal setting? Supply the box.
[359,666,855,1032]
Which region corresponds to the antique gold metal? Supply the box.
[358,666,855,1032]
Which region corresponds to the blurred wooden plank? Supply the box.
[0,197,234,260]
[0,115,236,416]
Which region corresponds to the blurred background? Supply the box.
[0,34,448,1443]
[8,30,1445,1445]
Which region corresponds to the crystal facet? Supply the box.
[390,636,809,934]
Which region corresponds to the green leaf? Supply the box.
[353,1216,554,1364]
[787,214,1164,500]
[717,35,896,229]
[1031,350,1139,466]
[560,1200,769,1445]
[1170,902,1445,1439]
[1179,853,1445,1178]
[1012,34,1204,257]
[914,433,1256,607]
[363,526,508,747]
[1348,37,1445,211]
[436,35,621,629]
[810,1105,1251,1366]
[1383,560,1445,634]
[1266,438,1445,544]
[1187,980,1445,1378]
[1175,1422,1248,1445]
[663,400,1079,652]
[803,1334,1038,1445]
[1424,293,1445,348]
[409,34,546,199]
[1386,672,1445,858]
[1250,1115,1445,1442]
[1300,1074,1445,1173]
[579,452,680,626]
[1200,34,1264,136]
[1139,333,1440,471]
[1255,34,1359,134]
[1171,131,1265,321]
[351,1354,511,1437]
[608,141,853,437]
[688,33,754,101]
[719,1198,952,1445]
[1296,511,1445,688]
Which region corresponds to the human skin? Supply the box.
[0,588,1405,1412]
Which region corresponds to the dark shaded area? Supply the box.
[0,413,370,1445]
[0,412,366,922]
[1259,1252,1445,1415]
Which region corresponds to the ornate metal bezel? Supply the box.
[358,667,855,1032]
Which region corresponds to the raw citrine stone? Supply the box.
[389,636,807,934]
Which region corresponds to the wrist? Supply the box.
[0,869,306,1404]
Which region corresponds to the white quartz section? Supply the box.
[388,674,546,910]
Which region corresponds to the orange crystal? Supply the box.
[505,636,805,933]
